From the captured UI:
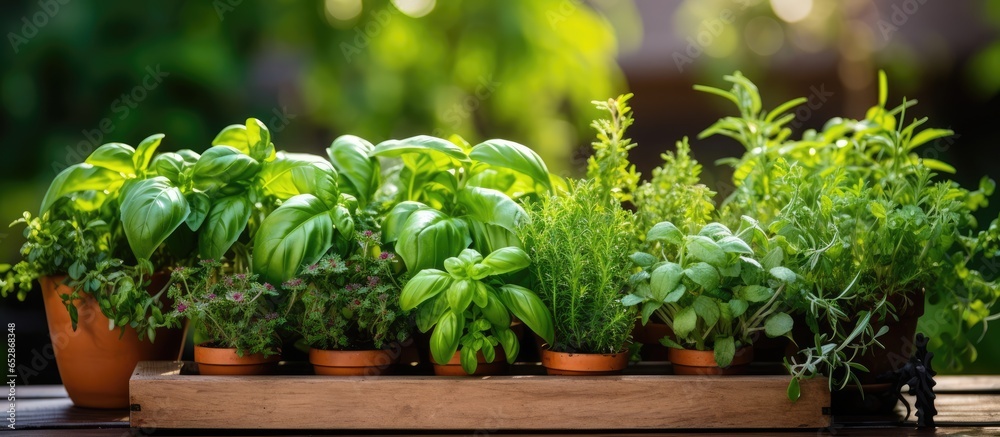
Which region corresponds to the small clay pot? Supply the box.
[309,348,398,376]
[432,349,507,376]
[194,344,280,375]
[541,349,629,375]
[669,346,753,375]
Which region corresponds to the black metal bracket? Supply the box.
[883,333,938,427]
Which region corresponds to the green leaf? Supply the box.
[673,307,697,338]
[372,135,470,168]
[212,124,249,154]
[714,335,735,367]
[650,262,683,302]
[198,195,252,260]
[764,312,794,337]
[685,235,726,265]
[252,194,335,285]
[698,222,733,238]
[382,201,428,244]
[684,262,720,291]
[457,186,530,234]
[258,154,338,202]
[693,295,720,328]
[469,139,551,191]
[496,328,519,364]
[120,177,190,261]
[728,299,749,318]
[245,118,275,163]
[629,252,657,268]
[659,336,684,349]
[40,163,125,213]
[327,135,378,206]
[400,269,452,311]
[430,311,463,366]
[646,221,682,245]
[497,284,554,345]
[415,295,449,332]
[133,133,164,172]
[737,285,774,303]
[185,191,210,231]
[481,289,512,329]
[718,236,753,254]
[664,284,687,303]
[769,266,798,283]
[446,279,475,313]
[787,377,801,402]
[621,294,645,306]
[151,152,197,184]
[460,346,478,375]
[481,246,530,275]
[191,146,261,192]
[396,209,472,272]
[467,220,523,256]
[86,143,136,175]
[641,301,659,325]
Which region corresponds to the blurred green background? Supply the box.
[2,0,998,383]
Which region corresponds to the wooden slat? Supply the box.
[10,397,128,429]
[130,361,830,430]
[933,376,1000,393]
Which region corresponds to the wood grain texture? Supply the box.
[130,361,830,430]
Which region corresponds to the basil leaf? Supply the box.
[120,177,190,261]
[469,139,551,191]
[252,194,335,285]
[197,195,252,261]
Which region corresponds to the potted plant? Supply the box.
[518,180,637,375]
[282,230,413,376]
[399,247,554,375]
[623,219,796,375]
[1,135,188,408]
[695,72,1000,405]
[159,260,284,375]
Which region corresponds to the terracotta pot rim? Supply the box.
[309,348,398,366]
[432,348,507,366]
[668,346,754,368]
[194,344,281,365]
[540,348,629,373]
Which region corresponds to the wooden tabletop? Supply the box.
[6,376,1000,436]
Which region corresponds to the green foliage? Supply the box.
[518,180,637,354]
[697,70,1000,393]
[586,94,639,204]
[374,135,552,272]
[634,137,717,238]
[283,231,411,351]
[161,260,283,357]
[624,219,796,367]
[399,247,553,374]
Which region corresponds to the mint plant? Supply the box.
[624,219,796,368]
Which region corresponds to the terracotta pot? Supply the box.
[40,275,184,409]
[309,348,398,376]
[541,349,629,375]
[669,346,754,375]
[632,320,673,362]
[432,349,507,376]
[194,344,280,375]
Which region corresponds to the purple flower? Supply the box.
[379,252,391,260]
[345,283,360,292]
[231,292,244,302]
[235,273,247,281]
[265,312,278,321]
[264,283,275,291]
[224,276,234,287]
[367,276,380,287]
[283,278,304,288]
[177,303,188,313]
[328,258,338,268]
[207,293,216,300]
[364,230,373,237]
[306,264,319,272]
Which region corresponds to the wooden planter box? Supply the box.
[129,361,830,431]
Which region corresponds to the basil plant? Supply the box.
[373,135,554,272]
[400,247,555,374]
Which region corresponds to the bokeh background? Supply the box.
[2,0,998,383]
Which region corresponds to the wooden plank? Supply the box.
[130,361,829,430]
[934,376,1000,393]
